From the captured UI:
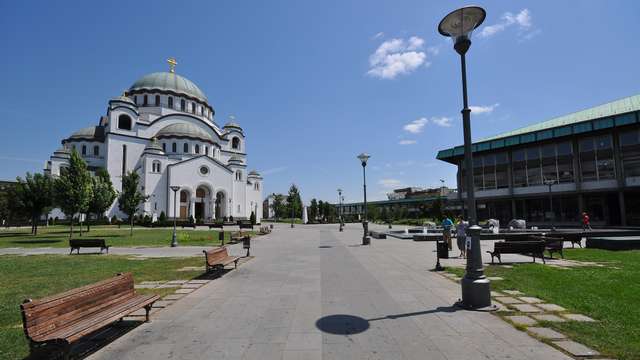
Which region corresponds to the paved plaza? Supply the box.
[81,223,572,360]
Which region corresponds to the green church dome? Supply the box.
[129,72,208,103]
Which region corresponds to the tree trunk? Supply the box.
[79,216,83,237]
[69,220,74,239]
[130,217,134,237]
[33,215,38,235]
[87,214,91,232]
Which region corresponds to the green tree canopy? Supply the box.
[118,171,148,236]
[13,173,54,235]
[286,184,302,219]
[54,150,93,238]
[271,193,286,219]
[87,168,117,231]
[309,198,318,222]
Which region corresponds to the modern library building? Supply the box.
[437,94,640,226]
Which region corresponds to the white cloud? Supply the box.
[403,117,428,133]
[259,166,287,175]
[398,139,417,145]
[372,32,384,39]
[378,178,403,188]
[431,117,452,127]
[367,36,431,79]
[479,9,534,39]
[469,103,499,115]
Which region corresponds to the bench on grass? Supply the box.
[20,273,158,360]
[561,232,583,248]
[530,235,564,259]
[208,223,224,229]
[486,240,546,264]
[238,222,254,230]
[203,247,240,272]
[180,223,196,229]
[69,239,109,254]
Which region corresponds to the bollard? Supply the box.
[243,236,251,257]
[219,231,225,246]
[460,225,492,309]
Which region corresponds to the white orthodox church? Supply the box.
[45,60,263,222]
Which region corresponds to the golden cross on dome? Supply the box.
[167,57,178,73]
[229,115,236,121]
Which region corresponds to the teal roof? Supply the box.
[437,94,640,162]
[155,123,213,142]
[129,72,208,103]
[481,94,640,142]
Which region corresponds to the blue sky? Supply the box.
[1,1,639,203]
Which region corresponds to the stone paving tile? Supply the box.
[495,296,523,304]
[139,281,164,285]
[282,350,321,360]
[187,279,210,284]
[180,283,203,289]
[487,276,503,281]
[175,288,195,294]
[284,332,321,351]
[536,303,566,312]
[504,315,537,326]
[491,291,504,297]
[134,284,158,289]
[527,327,567,340]
[532,314,566,322]
[166,280,189,285]
[503,290,524,296]
[162,294,185,301]
[563,313,596,322]
[552,340,600,357]
[519,296,543,304]
[157,284,180,289]
[151,300,173,308]
[511,304,544,313]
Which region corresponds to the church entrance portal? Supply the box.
[215,191,226,219]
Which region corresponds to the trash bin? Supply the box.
[437,241,449,259]
[243,236,251,256]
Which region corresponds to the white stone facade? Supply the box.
[45,67,263,222]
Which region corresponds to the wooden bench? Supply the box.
[20,273,158,359]
[208,223,224,229]
[239,222,254,230]
[561,232,583,248]
[69,239,109,254]
[530,235,564,259]
[202,247,240,272]
[180,223,196,229]
[230,231,251,243]
[486,240,546,264]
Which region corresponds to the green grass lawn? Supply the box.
[447,248,640,360]
[0,254,206,360]
[0,225,249,248]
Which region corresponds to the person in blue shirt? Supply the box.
[442,217,454,250]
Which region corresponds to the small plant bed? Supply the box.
[441,248,640,360]
[0,225,256,248]
[0,254,206,359]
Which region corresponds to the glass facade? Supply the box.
[579,135,615,181]
[620,129,640,177]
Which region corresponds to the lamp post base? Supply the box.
[460,276,492,309]
[362,236,370,246]
[291,224,295,228]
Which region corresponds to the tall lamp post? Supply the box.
[439,6,492,309]
[543,178,556,231]
[357,153,371,245]
[337,188,344,231]
[170,186,180,247]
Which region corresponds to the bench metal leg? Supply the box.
[486,251,495,264]
[144,304,153,322]
[234,259,238,269]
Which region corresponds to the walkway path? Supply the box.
[88,223,571,360]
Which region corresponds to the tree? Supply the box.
[309,198,318,222]
[250,211,256,225]
[54,150,93,238]
[118,171,148,236]
[367,204,380,222]
[12,173,54,235]
[87,168,116,232]
[271,194,286,220]
[286,184,303,219]
[318,200,325,222]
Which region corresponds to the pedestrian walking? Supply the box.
[455,216,469,258]
[442,216,454,250]
[582,212,592,231]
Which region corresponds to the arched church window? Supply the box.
[143,95,148,106]
[236,171,242,181]
[181,99,186,111]
[93,145,99,156]
[191,103,195,113]
[168,97,173,108]
[204,146,208,156]
[155,95,160,106]
[196,188,206,198]
[183,143,189,153]
[232,137,240,150]
[172,142,177,152]
[152,160,161,173]
[134,96,138,104]
[195,144,200,154]
[118,114,132,130]
[180,191,187,202]
[81,145,86,155]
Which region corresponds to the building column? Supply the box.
[612,128,627,226]
[619,190,627,226]
[190,198,195,219]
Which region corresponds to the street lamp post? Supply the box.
[544,178,556,231]
[170,186,180,247]
[439,6,492,309]
[337,188,344,231]
[357,153,371,245]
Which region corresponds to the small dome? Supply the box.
[53,147,71,159]
[228,156,243,164]
[224,121,242,129]
[143,138,165,155]
[110,95,135,105]
[155,123,214,142]
[129,72,208,103]
[67,126,104,141]
[248,170,259,176]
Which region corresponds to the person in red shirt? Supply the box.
[582,212,592,231]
